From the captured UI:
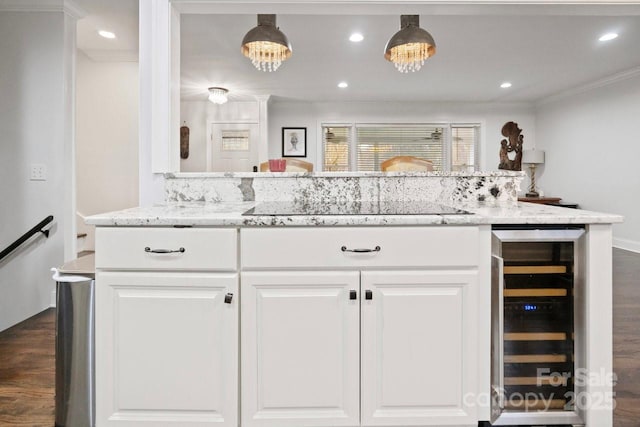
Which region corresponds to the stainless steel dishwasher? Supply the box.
[53,253,95,427]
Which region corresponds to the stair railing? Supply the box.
[0,215,54,263]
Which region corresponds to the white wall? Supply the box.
[536,73,640,251]
[0,11,67,331]
[268,101,537,172]
[76,52,139,250]
[180,101,259,172]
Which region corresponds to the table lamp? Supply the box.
[522,148,545,197]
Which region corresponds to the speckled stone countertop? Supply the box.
[85,201,623,227]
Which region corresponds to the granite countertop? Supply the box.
[85,201,623,227]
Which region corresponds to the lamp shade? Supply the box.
[241,14,292,72]
[384,15,436,73]
[523,149,545,164]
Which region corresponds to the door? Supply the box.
[241,271,360,427]
[360,270,479,426]
[207,122,259,172]
[96,271,238,427]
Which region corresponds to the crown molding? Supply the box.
[0,0,86,18]
[82,49,139,62]
[537,66,640,107]
[63,0,86,19]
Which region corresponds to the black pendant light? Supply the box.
[241,14,292,72]
[384,15,436,73]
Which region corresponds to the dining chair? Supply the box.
[259,158,314,172]
[380,156,434,172]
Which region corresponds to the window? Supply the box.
[451,125,479,172]
[221,129,250,151]
[322,126,351,171]
[321,123,480,172]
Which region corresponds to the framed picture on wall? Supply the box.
[282,127,307,157]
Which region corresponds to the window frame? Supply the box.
[320,122,481,172]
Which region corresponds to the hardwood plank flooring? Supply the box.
[0,308,55,426]
[613,248,640,427]
[0,249,638,426]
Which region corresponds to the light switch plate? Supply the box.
[30,164,47,181]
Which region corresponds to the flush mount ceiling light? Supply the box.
[599,32,618,42]
[241,14,292,72]
[98,30,116,39]
[208,87,228,104]
[384,15,436,73]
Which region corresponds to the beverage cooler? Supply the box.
[490,225,586,426]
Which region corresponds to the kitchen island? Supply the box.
[87,172,622,427]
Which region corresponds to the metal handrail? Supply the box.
[0,215,54,262]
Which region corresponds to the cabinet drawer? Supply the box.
[96,227,237,271]
[241,226,479,269]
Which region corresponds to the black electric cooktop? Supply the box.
[242,201,471,216]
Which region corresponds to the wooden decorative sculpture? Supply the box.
[180,122,189,159]
[498,121,523,171]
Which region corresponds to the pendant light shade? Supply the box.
[384,15,436,73]
[208,87,228,104]
[241,14,292,72]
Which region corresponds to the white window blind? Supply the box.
[356,125,445,171]
[451,125,479,172]
[320,123,480,172]
[322,126,351,171]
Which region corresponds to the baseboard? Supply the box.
[50,289,56,308]
[613,237,640,254]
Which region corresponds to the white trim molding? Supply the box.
[0,0,87,18]
[63,0,86,19]
[82,49,139,62]
[613,237,640,254]
[537,66,640,107]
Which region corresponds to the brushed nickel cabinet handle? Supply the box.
[144,247,186,254]
[341,245,381,253]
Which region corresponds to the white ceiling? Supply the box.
[74,1,640,104]
[75,0,139,57]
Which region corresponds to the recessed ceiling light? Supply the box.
[500,82,512,89]
[349,33,364,42]
[338,82,348,89]
[599,33,618,42]
[98,30,116,39]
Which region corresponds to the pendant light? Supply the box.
[241,14,292,72]
[384,15,436,73]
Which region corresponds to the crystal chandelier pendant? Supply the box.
[241,15,292,73]
[246,41,288,72]
[384,15,436,73]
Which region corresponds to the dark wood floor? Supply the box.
[0,308,55,426]
[612,248,640,427]
[0,249,638,426]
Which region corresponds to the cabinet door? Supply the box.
[96,272,238,427]
[361,271,478,426]
[241,271,360,427]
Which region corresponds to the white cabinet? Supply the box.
[360,271,478,426]
[241,271,360,427]
[95,227,239,427]
[241,227,484,427]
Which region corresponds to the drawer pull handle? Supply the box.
[144,247,186,254]
[365,290,373,300]
[341,245,381,253]
[224,293,233,304]
[349,290,357,300]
